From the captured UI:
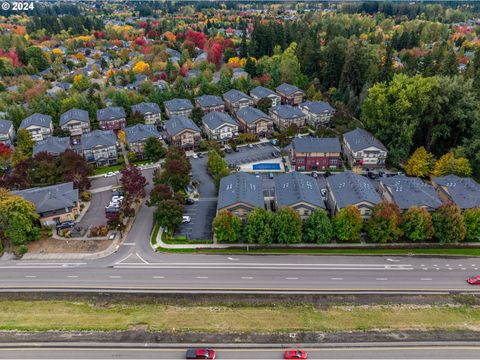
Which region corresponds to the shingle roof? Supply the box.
[202,112,238,130]
[96,107,126,122]
[59,109,89,127]
[275,172,325,209]
[13,182,79,214]
[270,105,306,119]
[236,107,271,124]
[223,89,252,104]
[433,175,480,209]
[33,136,71,156]
[299,101,335,114]
[131,102,161,115]
[81,129,117,150]
[0,119,13,134]
[125,124,161,144]
[164,116,200,136]
[20,113,52,129]
[381,175,442,210]
[217,172,264,211]
[164,98,193,112]
[292,137,341,153]
[276,83,304,96]
[195,95,224,108]
[343,128,387,152]
[327,171,381,209]
[250,86,278,99]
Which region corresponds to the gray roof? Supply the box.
[327,171,381,209]
[292,137,341,153]
[236,107,271,124]
[20,113,52,129]
[343,128,387,152]
[202,112,238,130]
[59,108,89,127]
[270,105,306,119]
[164,99,193,112]
[276,83,304,96]
[125,124,161,144]
[164,116,200,136]
[217,172,264,211]
[131,102,161,115]
[433,175,480,209]
[250,86,278,99]
[275,172,325,209]
[0,119,13,134]
[299,101,335,114]
[81,129,117,150]
[33,136,71,156]
[195,95,224,108]
[166,48,181,58]
[381,175,442,210]
[96,107,126,122]
[13,182,79,214]
[223,89,252,104]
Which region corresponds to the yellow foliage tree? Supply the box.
[52,48,63,56]
[133,61,150,74]
[432,152,472,178]
[405,147,435,178]
[117,130,126,145]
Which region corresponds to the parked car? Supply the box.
[271,151,279,157]
[56,221,75,230]
[311,171,318,179]
[186,348,215,359]
[105,207,120,213]
[192,153,198,159]
[367,171,378,179]
[185,198,195,205]
[224,147,232,154]
[111,196,124,202]
[284,349,307,359]
[255,172,260,178]
[106,203,120,209]
[233,147,240,152]
[198,153,204,158]
[112,190,124,197]
[182,216,191,223]
[268,172,274,179]
[104,171,117,178]
[248,143,254,149]
[467,276,480,285]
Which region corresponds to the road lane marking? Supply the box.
[241,277,253,279]
[25,275,36,278]
[67,276,78,278]
[135,252,149,264]
[153,276,165,279]
[109,276,121,279]
[124,243,135,246]
[331,278,343,281]
[376,278,388,281]
[196,276,208,279]
[421,278,432,281]
[461,268,466,270]
[116,253,132,264]
[285,277,298,280]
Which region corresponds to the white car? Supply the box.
[107,202,120,208]
[192,153,198,159]
[104,171,116,178]
[111,196,124,202]
[182,216,191,223]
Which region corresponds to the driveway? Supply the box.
[224,142,279,166]
[76,191,110,228]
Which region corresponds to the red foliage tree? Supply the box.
[120,164,148,201]
[185,29,206,49]
[0,49,21,67]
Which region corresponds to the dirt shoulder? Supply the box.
[27,238,111,254]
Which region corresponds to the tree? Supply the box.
[379,42,394,83]
[243,208,273,244]
[366,203,402,243]
[212,209,242,243]
[148,184,173,207]
[158,158,190,192]
[400,207,434,242]
[12,129,34,166]
[333,206,363,242]
[240,26,248,58]
[191,107,204,127]
[143,137,166,162]
[0,143,12,169]
[256,97,272,114]
[272,207,302,244]
[244,57,256,77]
[154,199,183,233]
[303,209,333,244]
[405,147,435,178]
[473,47,480,97]
[432,152,472,177]
[432,203,466,243]
[463,208,480,242]
[120,164,147,201]
[25,46,49,72]
[133,61,150,74]
[280,43,302,86]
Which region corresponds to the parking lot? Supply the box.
[76,191,110,229]
[224,142,280,166]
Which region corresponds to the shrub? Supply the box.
[81,191,91,202]
[432,204,466,243]
[303,209,333,244]
[98,225,109,236]
[366,203,403,243]
[464,208,480,242]
[400,207,434,242]
[333,206,363,242]
[89,226,99,237]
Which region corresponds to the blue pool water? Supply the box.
[252,163,281,171]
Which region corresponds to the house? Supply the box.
[164,99,194,118]
[125,124,162,157]
[19,113,53,142]
[223,89,254,114]
[289,137,342,171]
[274,171,325,220]
[432,175,480,210]
[33,136,71,156]
[81,129,118,166]
[326,171,382,220]
[131,102,161,125]
[217,172,264,219]
[269,105,307,130]
[195,95,225,113]
[343,128,387,169]
[0,119,15,147]
[202,112,239,143]
[275,83,305,106]
[250,86,281,107]
[298,101,335,128]
[379,175,442,212]
[13,182,80,226]
[96,107,126,131]
[59,108,91,138]
[232,68,249,80]
[164,116,201,150]
[235,107,273,137]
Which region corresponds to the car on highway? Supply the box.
[186,348,215,359]
[467,276,480,285]
[55,221,76,230]
[182,216,191,223]
[284,349,307,359]
[104,171,117,177]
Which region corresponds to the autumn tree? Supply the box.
[366,202,403,243]
[432,152,472,177]
[279,42,303,86]
[12,129,34,166]
[257,97,272,114]
[333,206,363,242]
[133,61,150,74]
[154,199,183,233]
[212,209,242,243]
[0,143,12,170]
[243,208,273,244]
[463,208,480,242]
[405,147,435,178]
[143,137,166,162]
[120,164,147,203]
[272,207,302,244]
[400,207,434,242]
[148,184,173,207]
[432,203,466,243]
[303,209,333,244]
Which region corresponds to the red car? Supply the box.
[467,276,480,285]
[186,348,215,359]
[284,349,307,359]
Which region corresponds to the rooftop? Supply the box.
[275,172,325,209]
[202,111,238,130]
[33,136,71,156]
[291,137,341,153]
[217,172,264,211]
[60,108,89,127]
[164,116,200,135]
[343,128,387,152]
[20,113,52,129]
[164,99,193,112]
[236,106,271,124]
[327,171,381,209]
[433,175,480,209]
[96,107,126,122]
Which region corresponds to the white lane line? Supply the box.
[113,265,413,271]
[135,252,149,264]
[475,268,479,271]
[109,275,121,279]
[241,277,253,280]
[124,243,135,246]
[422,268,428,270]
[25,275,36,278]
[285,277,299,280]
[461,268,467,270]
[67,275,78,278]
[421,278,432,281]
[153,276,164,279]
[196,276,208,279]
[376,278,388,281]
[448,268,453,270]
[116,253,132,264]
[331,278,343,281]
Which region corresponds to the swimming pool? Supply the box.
[252,163,281,171]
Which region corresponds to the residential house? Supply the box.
[125,124,162,157]
[299,101,335,128]
[0,119,15,147]
[269,105,307,130]
[81,129,118,166]
[235,107,273,138]
[126,74,148,91]
[275,83,305,106]
[131,102,161,125]
[59,108,91,138]
[217,172,264,219]
[274,171,325,220]
[13,182,80,226]
[326,171,381,220]
[195,95,225,113]
[379,175,442,212]
[289,137,342,171]
[202,112,239,143]
[432,175,480,209]
[97,107,126,131]
[232,68,248,80]
[343,128,387,169]
[33,136,71,156]
[223,89,254,114]
[164,99,194,118]
[250,86,281,107]
[164,116,201,150]
[19,113,53,142]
